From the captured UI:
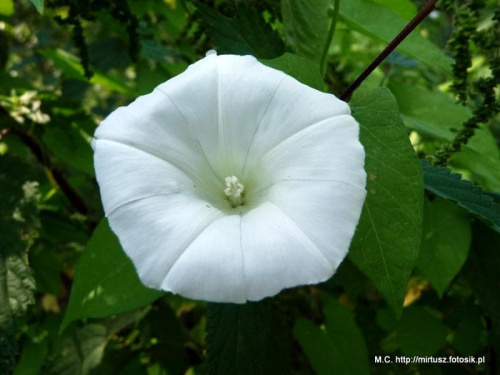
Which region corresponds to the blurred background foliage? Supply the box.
[1,0,500,374]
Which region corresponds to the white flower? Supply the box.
[93,52,366,303]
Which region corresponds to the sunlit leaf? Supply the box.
[340,0,451,74]
[390,81,500,191]
[0,0,14,16]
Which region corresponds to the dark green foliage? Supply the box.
[463,223,500,370]
[294,298,370,375]
[50,0,141,79]
[0,157,39,374]
[194,2,285,59]
[206,300,289,375]
[3,0,500,374]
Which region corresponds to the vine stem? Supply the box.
[339,0,438,101]
[320,0,340,77]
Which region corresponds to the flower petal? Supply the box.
[107,195,224,289]
[267,180,366,268]
[245,114,366,199]
[241,202,333,301]
[94,79,220,191]
[241,72,351,177]
[162,215,246,303]
[94,139,201,215]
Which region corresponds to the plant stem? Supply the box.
[320,0,340,77]
[12,128,89,215]
[339,0,438,101]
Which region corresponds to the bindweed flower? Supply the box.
[93,52,366,303]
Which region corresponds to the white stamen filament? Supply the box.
[224,176,244,207]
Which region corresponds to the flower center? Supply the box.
[224,176,245,208]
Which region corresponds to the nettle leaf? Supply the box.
[416,197,471,297]
[205,300,289,375]
[281,0,330,64]
[422,160,500,233]
[294,298,370,375]
[340,0,451,74]
[349,87,424,317]
[194,2,284,59]
[0,157,39,373]
[390,81,500,191]
[61,220,163,332]
[261,52,324,91]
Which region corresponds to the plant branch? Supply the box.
[320,0,340,77]
[339,0,438,101]
[1,115,90,215]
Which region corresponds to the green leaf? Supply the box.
[42,120,94,176]
[13,338,48,375]
[340,0,451,74]
[205,300,289,375]
[30,0,44,15]
[389,81,500,191]
[61,219,163,332]
[261,52,324,91]
[294,298,370,375]
[194,2,284,59]
[0,157,39,374]
[398,306,448,356]
[38,49,137,96]
[348,87,424,317]
[0,0,13,16]
[416,197,471,297]
[281,0,329,64]
[421,160,500,233]
[451,305,485,356]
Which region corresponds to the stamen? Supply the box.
[224,176,244,207]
